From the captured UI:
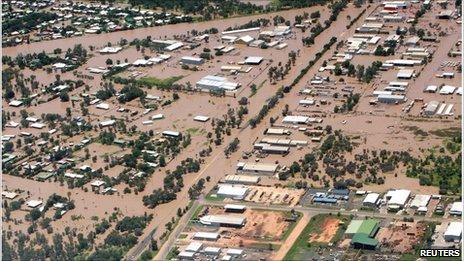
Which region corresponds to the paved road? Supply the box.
[126,227,157,260]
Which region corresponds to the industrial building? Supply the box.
[181,56,204,65]
[444,222,462,242]
[236,162,279,175]
[244,56,263,65]
[196,75,240,92]
[424,101,440,115]
[410,194,431,209]
[385,189,410,210]
[347,219,380,250]
[449,201,462,215]
[192,232,220,241]
[377,94,405,104]
[199,215,246,227]
[363,193,380,208]
[224,175,260,184]
[217,184,249,199]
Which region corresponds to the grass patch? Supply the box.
[402,125,429,137]
[190,205,204,220]
[249,80,267,98]
[248,242,281,251]
[281,212,303,240]
[166,246,179,260]
[137,76,183,89]
[429,127,461,138]
[178,234,188,239]
[205,193,226,202]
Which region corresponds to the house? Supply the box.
[410,194,431,209]
[8,100,23,107]
[26,200,43,208]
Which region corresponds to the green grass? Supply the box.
[281,212,303,240]
[248,242,281,251]
[249,80,267,97]
[166,246,179,260]
[284,214,350,261]
[190,205,204,220]
[178,234,188,239]
[136,76,183,89]
[204,193,226,202]
[429,127,461,138]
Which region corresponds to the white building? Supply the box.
[217,184,248,199]
[363,193,380,208]
[449,202,462,215]
[410,194,431,209]
[444,222,462,242]
[385,189,410,209]
[196,75,240,91]
[199,215,246,227]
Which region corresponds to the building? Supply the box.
[346,219,380,238]
[377,94,405,104]
[449,202,462,216]
[439,85,456,95]
[363,193,380,208]
[185,242,203,253]
[282,115,310,124]
[217,184,248,199]
[444,222,462,242]
[244,56,263,65]
[162,130,181,138]
[196,75,240,91]
[351,233,379,250]
[437,10,454,19]
[396,69,414,79]
[254,143,290,155]
[265,128,291,135]
[192,232,219,241]
[410,194,431,209]
[26,200,43,208]
[204,247,221,256]
[385,189,410,210]
[236,162,279,175]
[224,204,246,213]
[181,56,204,65]
[236,35,254,45]
[224,175,260,184]
[199,215,246,227]
[193,115,210,122]
[424,101,440,115]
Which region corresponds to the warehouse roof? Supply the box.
[386,189,410,206]
[346,220,364,234]
[357,219,380,236]
[351,233,379,247]
[450,201,462,214]
[363,193,380,205]
[217,184,248,198]
[410,194,431,208]
[444,222,462,238]
[200,215,246,226]
[193,232,219,240]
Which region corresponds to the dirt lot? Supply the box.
[308,217,341,243]
[376,221,427,253]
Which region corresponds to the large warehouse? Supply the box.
[199,215,246,227]
[385,189,411,210]
[236,162,280,175]
[217,184,249,199]
[196,75,240,91]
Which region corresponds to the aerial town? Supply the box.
[1,0,462,260]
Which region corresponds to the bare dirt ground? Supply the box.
[308,217,340,243]
[271,212,310,260]
[376,221,426,253]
